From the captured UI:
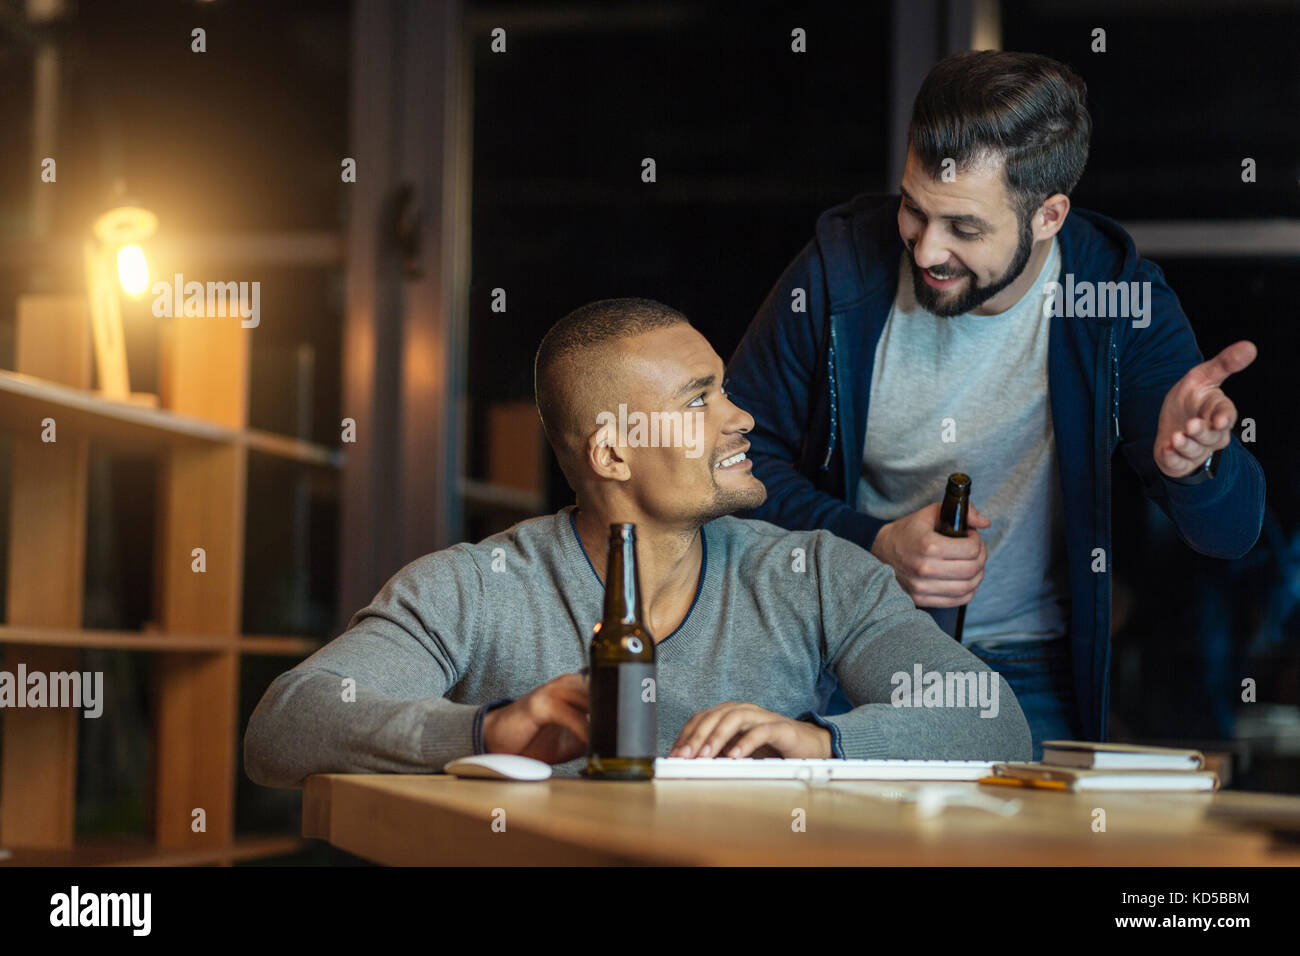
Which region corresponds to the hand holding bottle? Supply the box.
[869,500,990,608]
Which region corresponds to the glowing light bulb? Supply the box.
[117,244,149,296]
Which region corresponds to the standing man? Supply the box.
[727,51,1264,756]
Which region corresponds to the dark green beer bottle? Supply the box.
[584,523,657,780]
[934,472,972,643]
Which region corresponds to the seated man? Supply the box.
[244,298,1030,786]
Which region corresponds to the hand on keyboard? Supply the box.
[669,702,834,759]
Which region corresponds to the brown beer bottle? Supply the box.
[584,523,657,780]
[934,472,972,643]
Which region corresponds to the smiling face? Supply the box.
[595,323,767,526]
[897,147,1041,317]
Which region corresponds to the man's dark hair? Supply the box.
[908,50,1091,225]
[534,297,688,471]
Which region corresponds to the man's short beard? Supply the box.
[695,476,767,524]
[908,212,1036,317]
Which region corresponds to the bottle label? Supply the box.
[589,663,657,759]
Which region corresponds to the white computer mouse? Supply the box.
[443,754,553,781]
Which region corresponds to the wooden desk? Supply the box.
[302,774,1300,865]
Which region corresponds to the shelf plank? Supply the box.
[0,835,306,867]
[0,625,228,652]
[0,370,343,469]
[0,626,322,655]
[239,634,325,656]
[1,296,91,851]
[0,368,232,445]
[245,428,344,468]
[154,317,247,853]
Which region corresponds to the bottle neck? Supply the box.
[938,493,969,535]
[603,530,642,624]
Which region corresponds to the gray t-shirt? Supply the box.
[858,239,1070,645]
[244,507,1030,786]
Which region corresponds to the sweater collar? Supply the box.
[559,506,716,652]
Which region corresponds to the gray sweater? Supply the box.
[244,507,1031,787]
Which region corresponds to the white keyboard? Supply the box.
[653,758,993,781]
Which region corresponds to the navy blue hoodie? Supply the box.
[728,192,1265,741]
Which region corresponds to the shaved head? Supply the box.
[535,297,765,528]
[534,298,689,487]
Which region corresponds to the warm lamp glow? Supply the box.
[116,243,149,295]
[93,204,158,246]
[85,198,158,400]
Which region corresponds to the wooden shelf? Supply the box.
[0,835,307,867]
[0,626,322,656]
[240,634,326,656]
[0,369,344,469]
[245,429,342,468]
[0,292,332,855]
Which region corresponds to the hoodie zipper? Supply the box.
[1098,323,1118,739]
[821,316,840,471]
